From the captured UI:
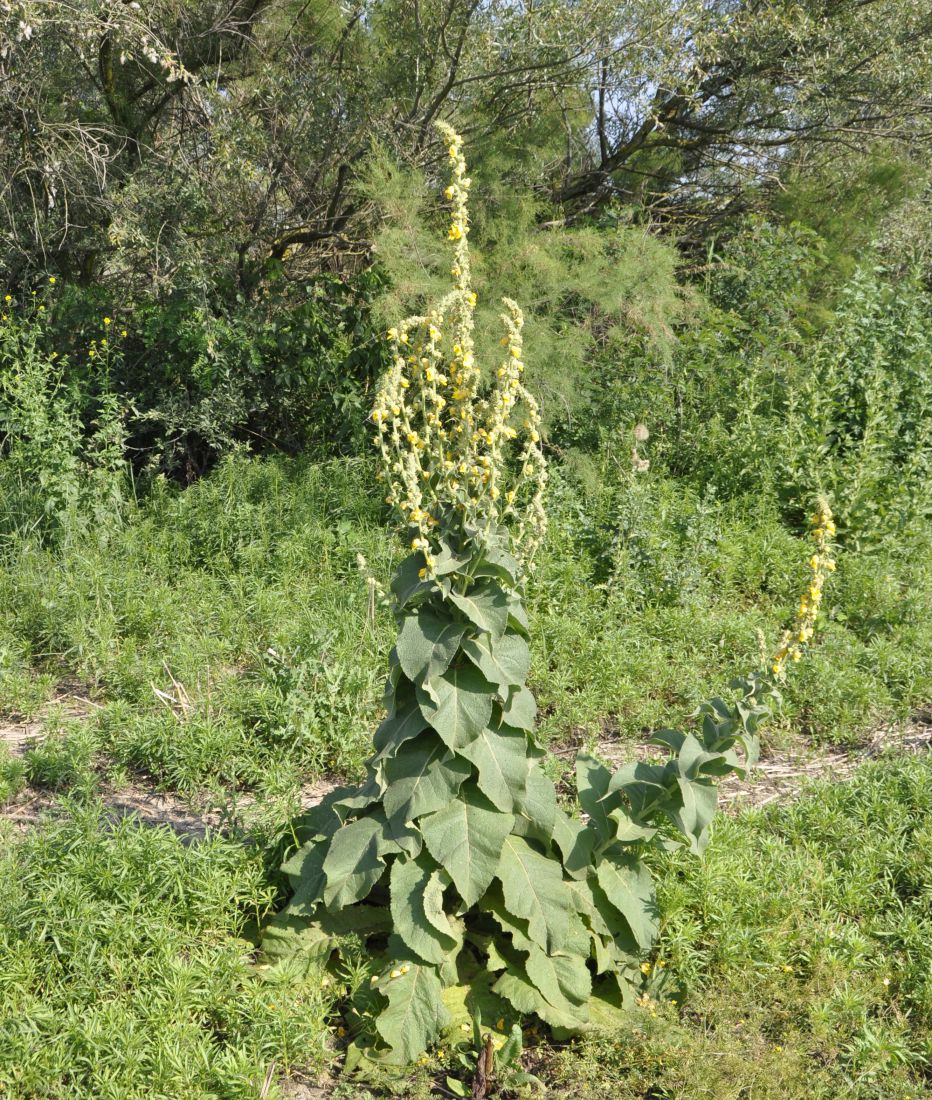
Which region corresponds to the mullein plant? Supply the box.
[263,126,838,1065]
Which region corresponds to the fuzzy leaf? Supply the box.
[492,964,583,1031]
[457,725,530,811]
[417,665,495,749]
[525,944,592,1011]
[595,852,659,952]
[461,631,530,690]
[575,752,616,842]
[382,736,471,828]
[667,777,719,854]
[376,962,449,1063]
[448,581,509,639]
[501,684,537,730]
[281,839,327,913]
[322,815,385,910]
[496,834,572,952]
[552,809,596,879]
[517,765,557,838]
[420,787,515,906]
[372,687,427,760]
[391,553,433,608]
[391,854,459,964]
[397,610,468,683]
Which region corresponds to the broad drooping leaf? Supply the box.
[390,854,459,964]
[448,580,510,639]
[381,736,472,828]
[524,943,592,1014]
[575,752,616,843]
[516,765,557,838]
[420,787,515,906]
[396,610,468,682]
[417,664,496,749]
[496,834,572,952]
[372,687,428,760]
[457,724,530,811]
[376,961,450,1063]
[492,962,582,1031]
[667,776,719,854]
[551,809,596,879]
[595,851,659,951]
[322,815,386,910]
[461,631,530,690]
[281,838,328,913]
[501,684,536,730]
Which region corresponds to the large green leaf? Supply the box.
[551,809,596,879]
[595,851,658,951]
[420,787,515,906]
[416,665,495,750]
[525,944,591,1011]
[516,765,557,838]
[391,552,434,608]
[423,866,456,941]
[575,752,616,843]
[390,854,459,965]
[461,632,530,690]
[492,963,583,1031]
[322,815,385,910]
[396,610,468,683]
[382,736,471,827]
[281,839,327,913]
[501,684,536,730]
[376,961,450,1063]
[448,580,509,639]
[667,776,719,854]
[457,725,530,812]
[496,834,572,952]
[372,685,428,760]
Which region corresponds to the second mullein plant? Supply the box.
[263,124,837,1063]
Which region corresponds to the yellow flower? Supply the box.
[448,224,462,241]
[3,295,10,303]
[103,316,112,326]
[120,329,128,337]
[640,962,652,974]
[48,276,56,285]
[444,186,455,200]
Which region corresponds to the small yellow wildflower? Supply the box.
[3,295,10,303]
[103,316,112,326]
[121,329,128,337]
[48,276,56,285]
[640,962,652,974]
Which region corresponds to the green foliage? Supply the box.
[0,803,332,1100]
[0,295,126,543]
[549,753,932,1099]
[265,512,772,1062]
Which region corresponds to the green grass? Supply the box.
[0,451,929,1097]
[1,756,927,1099]
[547,753,932,1100]
[0,802,334,1100]
[0,453,928,813]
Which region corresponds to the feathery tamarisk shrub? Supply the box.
[262,128,838,1065]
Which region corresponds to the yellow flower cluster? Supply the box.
[771,500,837,678]
[371,122,546,574]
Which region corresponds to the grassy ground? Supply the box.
[0,452,930,1098]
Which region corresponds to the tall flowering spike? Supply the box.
[371,122,547,571]
[771,500,837,678]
